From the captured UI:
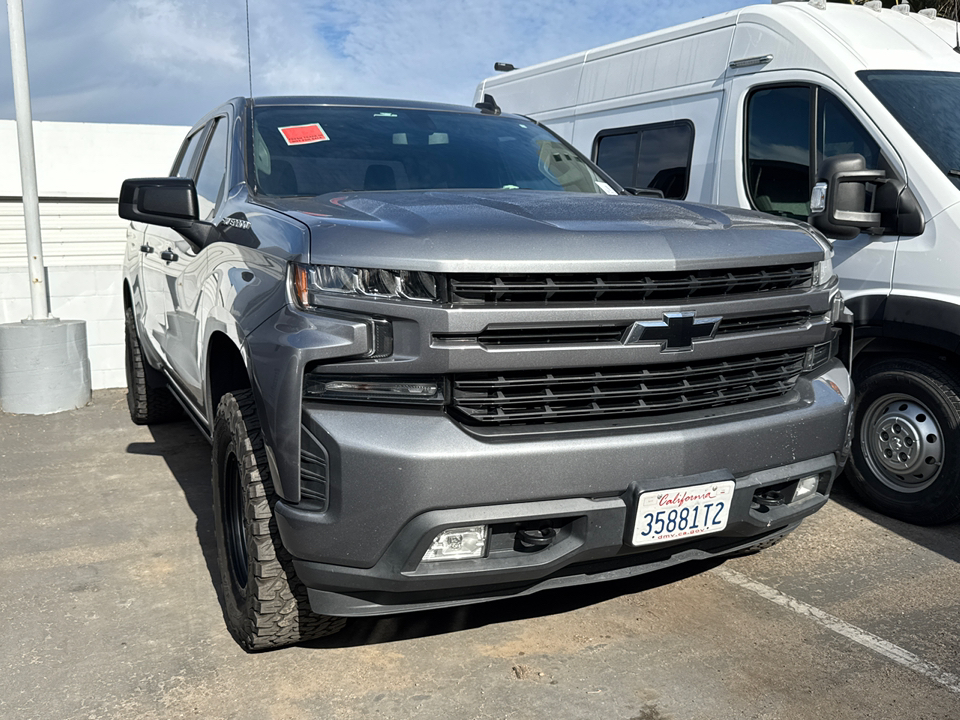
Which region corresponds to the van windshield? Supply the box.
[859,70,960,190]
[249,105,616,197]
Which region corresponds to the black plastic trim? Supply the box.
[883,295,960,354]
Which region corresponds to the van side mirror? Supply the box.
[118,177,218,249]
[808,154,924,239]
[808,155,883,239]
[624,186,665,198]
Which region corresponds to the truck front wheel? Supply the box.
[211,390,346,651]
[849,357,960,525]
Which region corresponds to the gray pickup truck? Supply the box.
[120,95,853,651]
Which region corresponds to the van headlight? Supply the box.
[291,263,442,305]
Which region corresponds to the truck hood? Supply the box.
[266,190,824,272]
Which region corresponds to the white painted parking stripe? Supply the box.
[714,568,960,695]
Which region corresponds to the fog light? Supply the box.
[423,526,487,562]
[792,475,819,502]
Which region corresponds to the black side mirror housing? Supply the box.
[119,177,199,228]
[624,187,666,198]
[808,154,883,239]
[808,154,924,239]
[118,177,218,249]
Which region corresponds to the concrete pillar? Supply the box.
[0,319,92,414]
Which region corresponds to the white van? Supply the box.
[475,0,960,525]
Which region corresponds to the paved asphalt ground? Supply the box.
[1,389,959,720]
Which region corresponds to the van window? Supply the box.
[746,86,812,220]
[817,91,880,178]
[747,85,882,221]
[593,121,693,199]
[859,70,960,190]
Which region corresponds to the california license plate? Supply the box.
[631,480,736,546]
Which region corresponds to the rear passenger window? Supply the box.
[593,121,693,199]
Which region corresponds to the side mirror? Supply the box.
[808,154,925,239]
[624,187,666,198]
[118,177,219,249]
[808,154,883,239]
[119,177,199,228]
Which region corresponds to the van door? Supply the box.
[719,75,906,305]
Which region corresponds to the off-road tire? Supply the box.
[212,390,346,651]
[848,357,960,525]
[124,306,181,424]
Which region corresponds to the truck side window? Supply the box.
[194,118,229,220]
[172,129,206,178]
[746,86,812,221]
[593,121,693,199]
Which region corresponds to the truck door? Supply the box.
[160,116,230,411]
[720,77,905,306]
[138,125,209,369]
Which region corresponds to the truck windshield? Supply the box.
[858,70,960,190]
[250,105,616,197]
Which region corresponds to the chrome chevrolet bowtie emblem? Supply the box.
[623,311,722,352]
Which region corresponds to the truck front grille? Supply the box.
[449,349,806,425]
[434,312,812,348]
[448,264,814,305]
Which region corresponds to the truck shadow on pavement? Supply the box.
[829,472,960,565]
[126,420,225,608]
[125,418,729,650]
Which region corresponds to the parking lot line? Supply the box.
[714,568,960,695]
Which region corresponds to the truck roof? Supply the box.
[249,96,488,114]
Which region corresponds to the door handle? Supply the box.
[160,250,179,262]
[139,244,153,254]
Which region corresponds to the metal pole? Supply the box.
[6,0,50,320]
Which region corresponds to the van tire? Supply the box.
[212,390,346,651]
[124,307,182,424]
[849,357,960,525]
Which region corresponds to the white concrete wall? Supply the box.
[1,120,189,389]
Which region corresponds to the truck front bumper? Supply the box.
[275,361,852,616]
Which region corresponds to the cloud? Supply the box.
[0,0,746,125]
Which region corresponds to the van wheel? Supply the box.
[124,307,181,424]
[212,390,346,651]
[849,357,960,525]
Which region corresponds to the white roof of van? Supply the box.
[480,2,960,94]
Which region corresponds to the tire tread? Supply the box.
[213,390,346,651]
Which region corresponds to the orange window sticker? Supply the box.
[279,123,330,145]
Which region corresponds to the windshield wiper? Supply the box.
[948,169,960,178]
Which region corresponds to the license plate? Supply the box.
[631,480,736,547]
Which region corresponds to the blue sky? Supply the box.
[0,0,748,126]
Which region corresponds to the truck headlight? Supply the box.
[812,254,834,287]
[292,263,442,305]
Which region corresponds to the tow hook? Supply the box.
[516,525,557,549]
[752,489,787,512]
